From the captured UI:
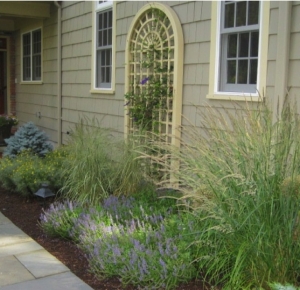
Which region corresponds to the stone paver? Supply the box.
[0,272,93,290]
[0,256,35,287]
[16,249,69,278]
[0,212,92,290]
[0,212,11,225]
[0,241,43,258]
[0,224,32,247]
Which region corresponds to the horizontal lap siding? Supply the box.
[61,1,124,144]
[15,4,58,143]
[288,2,300,112]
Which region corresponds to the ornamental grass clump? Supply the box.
[60,119,149,205]
[143,96,300,289]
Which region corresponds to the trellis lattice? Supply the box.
[125,8,175,144]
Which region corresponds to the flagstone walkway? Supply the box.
[0,212,93,289]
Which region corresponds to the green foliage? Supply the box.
[280,175,300,198]
[125,9,173,132]
[0,156,18,191]
[0,148,67,196]
[4,122,53,158]
[0,115,18,127]
[40,200,83,239]
[143,97,300,289]
[60,120,148,205]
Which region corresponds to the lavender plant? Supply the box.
[40,191,198,289]
[76,209,198,289]
[39,200,82,239]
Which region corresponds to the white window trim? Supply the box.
[90,1,116,95]
[207,1,270,102]
[21,27,43,84]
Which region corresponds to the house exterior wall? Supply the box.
[12,1,300,145]
[14,3,58,142]
[288,2,300,111]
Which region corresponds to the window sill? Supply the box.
[206,93,264,102]
[90,89,115,95]
[20,81,43,85]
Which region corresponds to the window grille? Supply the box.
[22,28,42,81]
[219,1,260,93]
[96,9,113,88]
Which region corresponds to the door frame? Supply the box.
[0,36,10,115]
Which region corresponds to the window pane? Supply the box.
[98,31,103,47]
[23,33,31,56]
[106,67,110,82]
[103,30,107,46]
[103,11,108,29]
[237,59,248,84]
[225,3,235,28]
[108,10,112,28]
[250,59,257,84]
[108,28,112,45]
[228,34,237,57]
[106,49,111,66]
[227,60,236,84]
[33,55,41,80]
[236,1,247,26]
[98,13,103,30]
[32,30,41,54]
[101,50,106,65]
[96,50,101,87]
[101,67,105,83]
[248,1,259,25]
[250,31,259,57]
[23,57,31,81]
[239,33,249,57]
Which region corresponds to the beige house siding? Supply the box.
[14,3,58,142]
[61,1,124,144]
[288,2,300,112]
[11,1,300,145]
[265,1,278,102]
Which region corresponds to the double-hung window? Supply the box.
[22,28,42,82]
[207,1,269,100]
[95,1,113,89]
[219,1,260,93]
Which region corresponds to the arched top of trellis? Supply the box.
[124,2,184,147]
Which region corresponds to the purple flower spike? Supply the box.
[140,77,149,85]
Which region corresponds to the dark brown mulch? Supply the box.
[0,188,211,290]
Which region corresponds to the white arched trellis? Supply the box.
[124,3,184,147]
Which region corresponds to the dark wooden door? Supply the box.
[0,51,6,114]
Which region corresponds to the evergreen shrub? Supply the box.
[4,121,53,158]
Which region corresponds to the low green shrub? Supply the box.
[0,156,18,191]
[0,148,67,196]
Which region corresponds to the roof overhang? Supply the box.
[0,1,51,32]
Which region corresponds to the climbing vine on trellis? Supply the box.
[125,8,175,138]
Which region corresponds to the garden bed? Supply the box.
[0,188,209,290]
